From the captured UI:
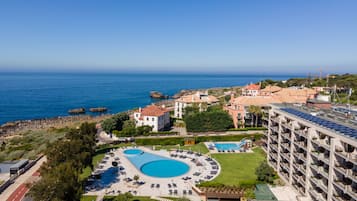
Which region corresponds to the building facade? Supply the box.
[262,104,357,201]
[133,105,170,132]
[241,83,261,96]
[174,92,219,119]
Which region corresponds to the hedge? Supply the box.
[228,127,267,131]
[134,134,263,146]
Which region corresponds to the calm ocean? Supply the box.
[0,73,295,125]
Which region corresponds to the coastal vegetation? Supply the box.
[0,128,68,162]
[29,122,97,201]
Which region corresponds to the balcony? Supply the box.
[335,152,357,165]
[281,122,292,130]
[309,189,324,201]
[271,126,279,133]
[294,129,308,137]
[310,177,328,192]
[271,117,280,123]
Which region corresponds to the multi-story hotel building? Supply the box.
[262,104,357,201]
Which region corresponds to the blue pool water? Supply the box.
[124,149,189,178]
[123,149,143,155]
[215,143,241,151]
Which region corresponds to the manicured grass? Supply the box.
[80,152,106,180]
[103,196,156,201]
[80,143,134,180]
[80,195,97,201]
[209,147,266,186]
[155,142,209,154]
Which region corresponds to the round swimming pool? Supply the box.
[124,149,143,155]
[140,160,189,178]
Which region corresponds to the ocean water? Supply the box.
[0,72,293,125]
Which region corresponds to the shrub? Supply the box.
[184,110,233,132]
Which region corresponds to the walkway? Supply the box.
[2,156,46,201]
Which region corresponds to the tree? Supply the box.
[101,112,130,133]
[122,119,135,129]
[30,163,82,201]
[255,161,276,183]
[102,118,117,133]
[184,110,233,132]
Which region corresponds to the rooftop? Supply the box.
[176,92,219,104]
[273,104,357,140]
[137,105,168,117]
[243,83,261,90]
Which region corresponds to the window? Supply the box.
[152,118,154,121]
[146,117,149,121]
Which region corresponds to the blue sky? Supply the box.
[0,0,356,74]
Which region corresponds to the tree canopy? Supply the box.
[29,122,97,201]
[102,112,130,133]
[255,161,276,184]
[184,110,233,132]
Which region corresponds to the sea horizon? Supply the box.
[0,72,301,125]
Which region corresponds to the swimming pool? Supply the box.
[124,149,189,178]
[123,149,143,155]
[214,142,243,151]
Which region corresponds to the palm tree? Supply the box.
[254,106,262,127]
[248,105,257,127]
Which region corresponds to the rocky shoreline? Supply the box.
[0,85,240,137]
[0,114,112,137]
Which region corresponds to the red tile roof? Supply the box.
[140,105,168,117]
[243,83,261,90]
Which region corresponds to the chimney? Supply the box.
[139,107,142,112]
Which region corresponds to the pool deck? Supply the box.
[204,141,253,154]
[84,147,220,201]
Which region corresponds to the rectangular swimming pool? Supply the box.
[214,143,241,151]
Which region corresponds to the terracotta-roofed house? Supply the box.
[174,92,219,118]
[272,87,317,103]
[241,83,261,96]
[260,85,282,96]
[224,95,282,128]
[133,105,170,132]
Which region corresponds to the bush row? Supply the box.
[135,134,263,146]
[227,127,267,131]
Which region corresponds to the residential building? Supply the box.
[262,104,357,201]
[174,92,219,119]
[260,85,282,96]
[225,87,318,128]
[133,105,170,132]
[241,83,261,96]
[224,95,281,128]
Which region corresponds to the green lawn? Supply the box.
[103,196,156,201]
[209,147,266,186]
[80,195,97,201]
[80,143,134,180]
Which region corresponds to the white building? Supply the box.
[174,92,219,119]
[241,83,261,96]
[133,105,170,132]
[262,104,357,201]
